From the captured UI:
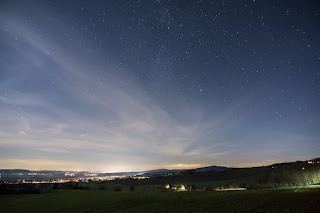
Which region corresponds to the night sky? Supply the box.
[0,0,319,172]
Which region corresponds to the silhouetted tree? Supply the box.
[113,187,122,192]
[130,184,135,192]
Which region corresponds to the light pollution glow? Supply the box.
[0,1,319,172]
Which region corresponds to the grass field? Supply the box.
[1,186,320,212]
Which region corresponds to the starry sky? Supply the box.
[0,0,319,172]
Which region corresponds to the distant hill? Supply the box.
[109,158,320,189]
[1,158,320,188]
[138,158,320,188]
[191,165,229,173]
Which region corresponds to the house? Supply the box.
[177,184,187,191]
[164,183,174,189]
[164,184,191,191]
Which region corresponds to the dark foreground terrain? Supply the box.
[1,186,320,213]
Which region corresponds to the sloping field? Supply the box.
[1,186,320,212]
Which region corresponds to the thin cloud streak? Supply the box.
[0,2,318,172]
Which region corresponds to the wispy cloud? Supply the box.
[0,3,318,172]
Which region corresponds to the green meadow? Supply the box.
[1,186,320,212]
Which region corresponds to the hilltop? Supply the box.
[1,158,320,189]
